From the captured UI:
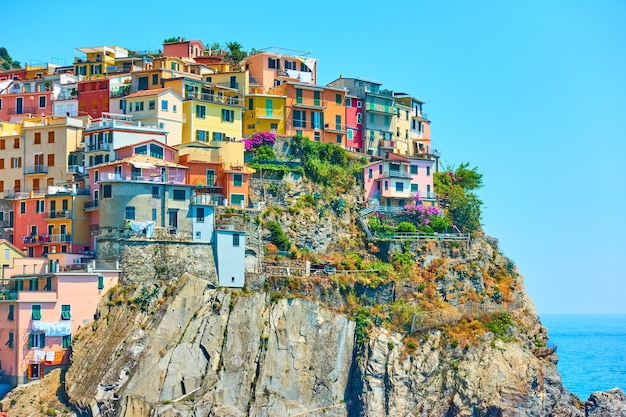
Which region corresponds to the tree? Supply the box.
[434,163,483,234]
[225,41,247,65]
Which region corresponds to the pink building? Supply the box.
[0,80,53,122]
[162,39,205,59]
[12,196,48,258]
[345,95,363,152]
[0,255,119,387]
[363,153,436,208]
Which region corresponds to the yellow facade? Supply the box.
[0,122,24,198]
[181,98,243,144]
[74,46,128,79]
[175,140,245,167]
[0,239,25,268]
[392,103,412,156]
[45,193,90,253]
[243,95,286,137]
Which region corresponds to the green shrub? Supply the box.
[265,220,291,250]
[397,222,417,233]
[429,216,450,233]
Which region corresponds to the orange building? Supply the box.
[273,82,347,146]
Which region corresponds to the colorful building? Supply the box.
[345,95,364,152]
[243,94,285,137]
[162,39,206,59]
[215,228,245,288]
[273,82,347,145]
[73,46,129,79]
[0,121,23,199]
[0,255,119,387]
[242,51,317,94]
[77,78,110,119]
[394,94,434,157]
[110,88,184,146]
[0,79,53,122]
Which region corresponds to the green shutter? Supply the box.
[32,305,41,320]
[62,335,72,349]
[6,332,14,349]
[266,99,272,116]
[61,305,71,320]
[29,333,34,349]
[8,304,14,321]
[98,275,104,290]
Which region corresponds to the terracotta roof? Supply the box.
[124,88,172,99]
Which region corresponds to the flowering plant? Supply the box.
[241,131,276,151]
[402,204,441,227]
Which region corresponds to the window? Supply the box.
[149,144,163,159]
[98,275,104,290]
[312,112,321,129]
[48,154,55,166]
[34,132,41,144]
[293,110,306,128]
[384,181,388,191]
[378,165,383,175]
[313,91,320,106]
[347,129,354,140]
[6,332,14,349]
[138,76,148,90]
[29,332,45,349]
[36,200,44,213]
[62,334,72,349]
[173,189,185,200]
[0,98,2,110]
[196,130,209,141]
[221,109,234,122]
[125,206,135,220]
[231,194,245,206]
[152,186,159,198]
[233,174,243,187]
[102,184,112,198]
[152,208,157,221]
[152,74,159,85]
[197,207,205,222]
[20,202,26,214]
[368,169,373,179]
[135,144,148,155]
[148,100,156,110]
[213,132,224,141]
[196,104,206,119]
[426,166,431,176]
[8,304,14,321]
[0,159,4,169]
[206,170,215,186]
[335,115,342,130]
[268,58,277,69]
[396,182,404,192]
[314,132,320,141]
[172,104,177,113]
[336,94,342,105]
[48,131,55,143]
[233,233,240,247]
[61,304,71,320]
[336,134,342,144]
[0,139,4,149]
[346,98,352,107]
[161,100,168,111]
[32,304,42,320]
[134,101,144,111]
[411,165,418,174]
[39,96,46,108]
[357,101,363,108]
[410,184,418,193]
[248,98,253,111]
[369,113,375,124]
[13,138,19,148]
[296,89,302,104]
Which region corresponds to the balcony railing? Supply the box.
[98,172,187,183]
[383,170,410,178]
[251,109,284,119]
[8,106,37,115]
[47,211,71,219]
[216,81,239,90]
[367,103,394,114]
[293,97,326,108]
[379,140,395,149]
[84,200,100,210]
[24,165,48,174]
[4,189,47,199]
[86,143,112,152]
[185,92,241,106]
[191,194,224,206]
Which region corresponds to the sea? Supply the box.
[540,314,626,400]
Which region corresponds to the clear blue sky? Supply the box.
[3,0,625,314]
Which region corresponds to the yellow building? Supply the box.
[0,239,25,269]
[391,101,412,156]
[243,94,285,137]
[45,187,90,255]
[0,122,23,198]
[20,116,84,195]
[74,46,129,79]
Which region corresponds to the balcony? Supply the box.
[4,189,47,199]
[293,97,326,109]
[84,200,100,211]
[367,102,394,114]
[251,109,284,120]
[383,169,410,178]
[191,194,224,206]
[185,92,241,106]
[47,211,71,219]
[379,140,395,150]
[418,191,437,200]
[98,172,187,184]
[24,165,48,175]
[0,289,57,302]
[86,143,112,152]
[216,81,239,90]
[380,185,411,199]
[7,106,37,115]
[323,123,347,134]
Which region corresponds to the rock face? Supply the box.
[586,389,626,417]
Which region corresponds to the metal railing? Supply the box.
[84,200,99,210]
[47,211,71,219]
[185,92,241,106]
[24,165,48,174]
[374,231,470,241]
[383,169,410,178]
[86,143,112,152]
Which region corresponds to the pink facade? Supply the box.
[345,96,363,152]
[163,40,205,59]
[0,256,119,386]
[363,154,435,207]
[77,79,109,119]
[115,139,177,160]
[0,89,53,122]
[13,197,48,258]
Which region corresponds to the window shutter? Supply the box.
[27,364,33,379]
[98,275,104,290]
[29,333,34,349]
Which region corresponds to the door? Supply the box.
[16,97,23,114]
[34,154,44,171]
[168,210,178,229]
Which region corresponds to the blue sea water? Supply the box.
[540,314,626,400]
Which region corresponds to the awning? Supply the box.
[130,161,156,169]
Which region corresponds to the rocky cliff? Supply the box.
[2,158,625,416]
